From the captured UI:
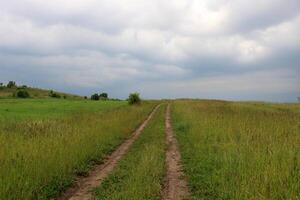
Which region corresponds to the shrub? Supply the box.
[49,90,61,98]
[84,96,88,99]
[91,93,99,100]
[16,90,30,98]
[128,93,141,105]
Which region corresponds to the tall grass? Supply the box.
[0,102,156,200]
[94,104,166,200]
[172,100,300,199]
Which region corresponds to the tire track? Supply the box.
[56,104,161,200]
[162,104,190,200]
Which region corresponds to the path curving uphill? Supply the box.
[56,104,161,200]
[162,103,190,200]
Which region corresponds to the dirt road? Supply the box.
[56,104,161,200]
[162,104,190,200]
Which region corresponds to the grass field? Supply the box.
[172,100,300,199]
[1,98,300,200]
[0,99,126,121]
[0,100,157,200]
[94,104,166,200]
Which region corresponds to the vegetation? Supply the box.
[2,89,299,200]
[0,84,82,99]
[128,93,141,105]
[172,100,300,199]
[95,104,166,200]
[0,101,157,200]
[0,99,126,121]
[7,81,16,88]
[91,93,109,100]
[15,89,30,98]
[91,93,100,100]
[99,93,108,100]
[49,90,61,98]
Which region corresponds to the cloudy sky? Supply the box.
[0,0,299,101]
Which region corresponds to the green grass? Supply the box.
[0,99,126,121]
[94,104,166,200]
[172,100,300,199]
[0,101,157,200]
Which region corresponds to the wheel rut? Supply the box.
[162,104,190,200]
[56,104,161,200]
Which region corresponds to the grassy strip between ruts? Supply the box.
[172,100,300,200]
[0,102,157,200]
[94,104,166,200]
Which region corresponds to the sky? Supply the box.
[0,0,299,102]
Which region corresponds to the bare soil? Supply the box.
[56,104,161,200]
[162,104,190,200]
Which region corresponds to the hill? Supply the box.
[0,84,83,99]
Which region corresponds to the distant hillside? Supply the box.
[0,84,83,99]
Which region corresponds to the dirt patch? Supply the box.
[56,104,161,200]
[162,104,190,200]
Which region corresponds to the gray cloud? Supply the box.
[0,0,299,101]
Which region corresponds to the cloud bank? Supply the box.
[0,0,299,101]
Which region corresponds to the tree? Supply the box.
[128,93,141,105]
[99,93,108,100]
[0,83,3,87]
[16,90,30,98]
[7,81,16,88]
[91,93,99,100]
[298,97,300,102]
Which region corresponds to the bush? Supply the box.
[91,93,99,100]
[16,90,30,98]
[49,90,61,98]
[128,93,141,105]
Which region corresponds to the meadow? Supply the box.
[0,99,157,200]
[0,99,126,121]
[1,97,300,200]
[172,100,300,199]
